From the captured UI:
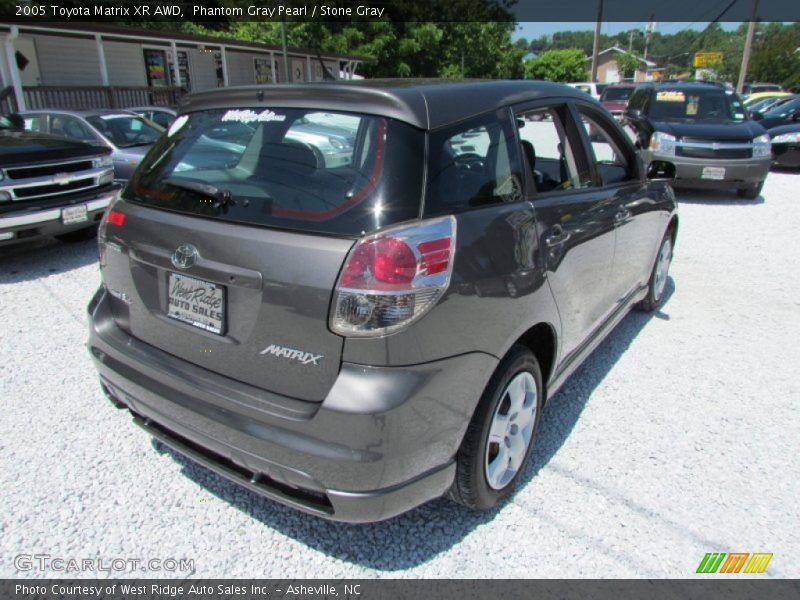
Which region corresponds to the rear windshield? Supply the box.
[601,87,634,102]
[124,108,424,236]
[649,88,747,123]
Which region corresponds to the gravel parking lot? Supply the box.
[1,172,799,578]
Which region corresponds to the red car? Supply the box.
[600,83,638,117]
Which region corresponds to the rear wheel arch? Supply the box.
[514,322,557,398]
[667,215,678,245]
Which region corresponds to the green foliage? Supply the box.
[182,18,523,79]
[749,24,800,87]
[615,52,640,78]
[523,49,587,82]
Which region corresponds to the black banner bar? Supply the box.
[3,580,800,600]
[2,0,800,23]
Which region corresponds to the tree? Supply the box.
[524,49,587,82]
[181,2,524,80]
[749,24,800,87]
[615,52,640,79]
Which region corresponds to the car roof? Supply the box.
[127,106,178,114]
[180,79,595,130]
[20,109,138,118]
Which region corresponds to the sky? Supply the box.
[513,21,742,41]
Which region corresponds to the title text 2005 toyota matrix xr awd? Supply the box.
[88,80,678,522]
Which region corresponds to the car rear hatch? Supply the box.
[99,106,424,402]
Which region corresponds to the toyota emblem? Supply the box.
[171,244,198,270]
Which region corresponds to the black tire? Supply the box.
[636,229,673,313]
[737,180,764,200]
[449,344,543,510]
[55,225,98,243]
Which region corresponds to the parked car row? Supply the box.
[3,78,799,250]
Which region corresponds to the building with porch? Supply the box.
[585,46,657,84]
[0,24,372,113]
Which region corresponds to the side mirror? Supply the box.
[646,160,676,182]
[791,112,800,122]
[750,110,764,121]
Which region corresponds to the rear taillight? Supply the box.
[331,216,456,336]
[106,210,125,226]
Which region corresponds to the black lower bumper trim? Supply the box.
[131,411,336,515]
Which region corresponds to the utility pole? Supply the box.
[643,16,656,62]
[280,18,290,83]
[737,0,760,94]
[590,0,604,82]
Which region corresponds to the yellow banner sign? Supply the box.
[694,52,724,68]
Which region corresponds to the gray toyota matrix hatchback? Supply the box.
[88,80,678,522]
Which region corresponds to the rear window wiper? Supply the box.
[164,177,238,211]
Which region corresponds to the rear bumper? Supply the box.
[645,151,771,188]
[0,186,119,245]
[87,289,498,522]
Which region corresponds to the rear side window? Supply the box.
[125,108,424,236]
[424,109,523,216]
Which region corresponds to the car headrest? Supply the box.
[520,140,536,170]
[259,142,319,175]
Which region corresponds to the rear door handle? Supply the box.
[545,225,570,247]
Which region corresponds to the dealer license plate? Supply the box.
[61,204,88,225]
[701,167,726,180]
[167,273,225,334]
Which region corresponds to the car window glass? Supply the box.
[649,89,747,123]
[152,112,175,128]
[284,112,359,168]
[63,117,97,143]
[627,89,648,112]
[601,87,634,102]
[48,114,71,138]
[515,106,592,194]
[23,115,44,133]
[578,109,635,185]
[128,108,424,236]
[85,115,162,148]
[425,110,523,216]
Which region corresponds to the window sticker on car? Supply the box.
[687,97,699,115]
[656,91,685,102]
[221,109,287,124]
[168,115,189,137]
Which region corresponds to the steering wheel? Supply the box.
[454,152,485,172]
[129,130,154,144]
